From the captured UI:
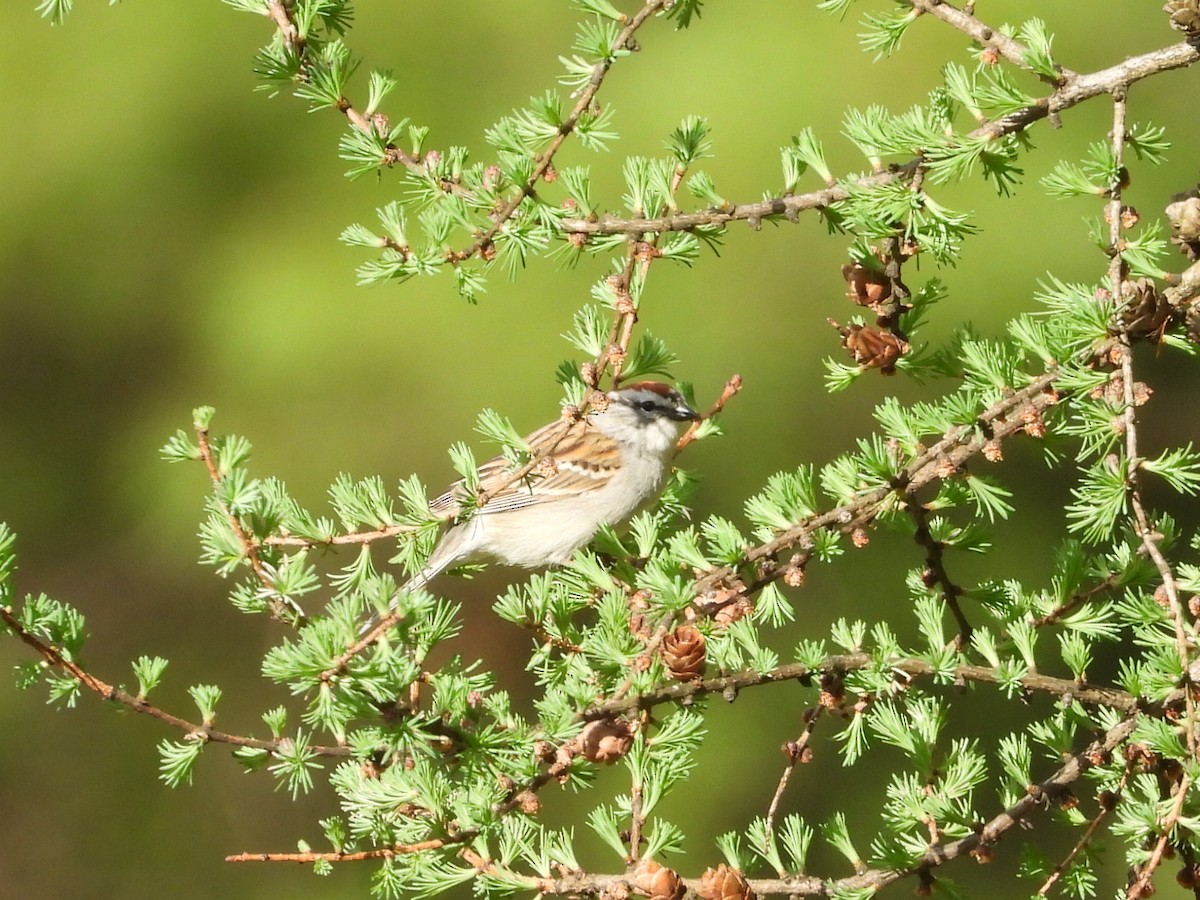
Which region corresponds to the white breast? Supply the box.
[470,414,676,568]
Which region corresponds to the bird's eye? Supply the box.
[639,400,657,412]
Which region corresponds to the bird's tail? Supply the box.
[355,527,467,637]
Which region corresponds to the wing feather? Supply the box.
[427,417,619,520]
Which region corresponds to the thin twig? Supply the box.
[530,717,1140,897]
[1037,765,1131,897]
[0,605,349,758]
[765,706,823,834]
[321,607,407,681]
[628,729,647,862]
[263,524,412,549]
[449,0,671,264]
[689,372,1062,610]
[904,0,1075,84]
[580,652,1147,722]
[227,836,455,864]
[1125,774,1192,899]
[560,41,1199,237]
[1104,89,1197,758]
[908,500,972,648]
[263,1,426,176]
[1031,570,1124,629]
[676,373,743,452]
[591,240,644,384]
[598,147,702,388]
[194,421,305,624]
[520,619,586,655]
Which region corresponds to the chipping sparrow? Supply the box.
[375,382,698,619]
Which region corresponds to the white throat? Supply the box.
[593,404,679,458]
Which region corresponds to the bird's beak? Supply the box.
[672,401,701,422]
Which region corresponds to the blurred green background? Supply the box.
[1,3,1198,898]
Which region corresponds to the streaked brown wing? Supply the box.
[427,417,618,519]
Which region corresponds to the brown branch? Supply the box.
[321,606,410,681]
[676,373,743,452]
[688,371,1061,609]
[265,0,300,49]
[574,75,702,386]
[1125,774,1192,899]
[905,0,1074,84]
[262,0,425,176]
[593,238,650,389]
[908,500,972,648]
[194,421,304,625]
[232,725,594,863]
[533,716,1139,897]
[1122,356,1195,763]
[560,41,1199,237]
[628,736,647,861]
[1166,255,1200,306]
[263,523,412,549]
[580,652,1146,722]
[611,251,647,385]
[450,0,671,264]
[1103,90,1197,759]
[521,619,586,655]
[0,605,350,758]
[1031,570,1123,630]
[227,836,454,864]
[765,706,822,835]
[1037,765,1130,897]
[563,182,848,237]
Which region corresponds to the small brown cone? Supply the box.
[514,791,540,815]
[1164,0,1200,33]
[661,625,707,681]
[600,883,632,900]
[829,319,909,374]
[631,858,686,900]
[579,719,633,764]
[713,597,754,628]
[1118,277,1172,341]
[696,864,755,900]
[841,262,892,309]
[1166,189,1200,260]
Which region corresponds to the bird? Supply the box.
[362,382,698,633]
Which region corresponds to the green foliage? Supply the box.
[269,731,323,799]
[0,523,16,605]
[15,2,1200,899]
[858,6,920,59]
[664,0,704,29]
[37,0,123,26]
[158,736,204,788]
[1016,18,1059,81]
